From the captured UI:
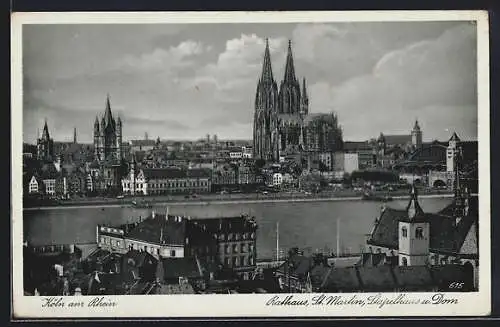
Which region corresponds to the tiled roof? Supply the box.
[367,196,478,255]
[392,266,434,291]
[125,214,187,246]
[320,267,361,292]
[40,163,60,179]
[358,265,396,291]
[318,264,473,292]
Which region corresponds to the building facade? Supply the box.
[94,95,122,162]
[122,166,211,195]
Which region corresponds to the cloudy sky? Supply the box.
[22,21,478,144]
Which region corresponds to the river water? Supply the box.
[23,198,451,260]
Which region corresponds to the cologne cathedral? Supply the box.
[253,39,342,162]
[93,95,123,162]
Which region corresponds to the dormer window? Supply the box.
[401,227,408,238]
[415,227,424,239]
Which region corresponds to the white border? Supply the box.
[11,10,491,318]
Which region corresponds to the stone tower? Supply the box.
[93,94,122,162]
[398,185,430,266]
[37,119,54,161]
[411,119,423,148]
[253,38,279,161]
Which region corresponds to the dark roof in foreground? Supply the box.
[125,214,187,246]
[367,196,478,255]
[317,264,474,292]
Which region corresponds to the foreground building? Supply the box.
[96,213,258,279]
[365,183,478,288]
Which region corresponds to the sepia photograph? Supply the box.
[11,11,490,318]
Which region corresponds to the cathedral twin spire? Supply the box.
[257,38,308,115]
[260,38,275,84]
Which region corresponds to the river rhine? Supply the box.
[23,197,451,260]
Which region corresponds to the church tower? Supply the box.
[93,94,122,162]
[446,132,461,173]
[278,40,301,115]
[411,119,422,148]
[398,185,430,266]
[37,119,54,161]
[253,38,279,161]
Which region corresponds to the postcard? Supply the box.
[11,10,490,318]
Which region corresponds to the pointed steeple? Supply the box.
[42,119,50,140]
[406,184,424,220]
[104,94,114,127]
[449,132,460,142]
[260,38,274,84]
[283,40,297,82]
[413,119,420,131]
[302,77,308,102]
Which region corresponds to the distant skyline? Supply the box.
[23,21,478,143]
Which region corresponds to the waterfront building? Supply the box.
[193,215,258,280]
[212,164,237,190]
[37,120,54,162]
[96,213,258,279]
[93,94,123,162]
[97,212,217,260]
[365,183,478,288]
[27,175,40,194]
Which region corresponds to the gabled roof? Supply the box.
[40,163,59,180]
[367,195,478,255]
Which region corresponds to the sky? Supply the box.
[22,21,478,144]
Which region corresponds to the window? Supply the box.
[224,245,230,254]
[240,244,245,253]
[233,244,238,253]
[402,257,408,266]
[170,250,176,257]
[415,227,424,239]
[228,233,233,241]
[401,227,408,238]
[235,233,240,241]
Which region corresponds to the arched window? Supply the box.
[401,227,408,238]
[402,257,408,266]
[416,227,424,239]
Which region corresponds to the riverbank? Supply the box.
[23,191,454,211]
